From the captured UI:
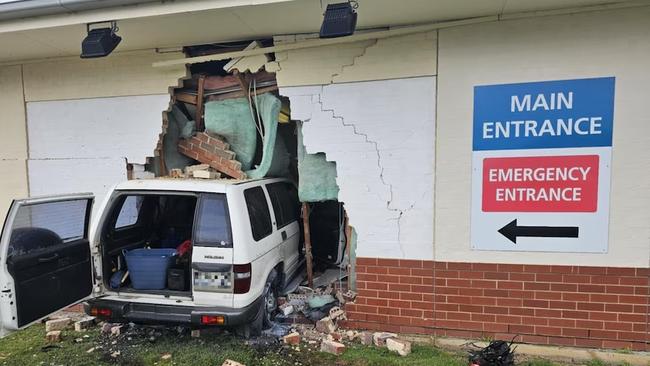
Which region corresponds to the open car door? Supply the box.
[0,194,94,337]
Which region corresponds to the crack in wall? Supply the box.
[331,39,378,83]
[271,37,377,86]
[315,85,409,257]
[270,51,287,74]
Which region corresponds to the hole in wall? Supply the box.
[133,39,358,290]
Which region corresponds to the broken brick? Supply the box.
[320,340,345,355]
[222,360,246,366]
[46,330,62,343]
[315,317,336,334]
[192,170,220,179]
[329,307,346,321]
[110,325,124,336]
[45,318,71,332]
[101,323,113,334]
[342,290,357,303]
[169,168,185,178]
[345,330,356,341]
[329,332,343,341]
[358,331,374,346]
[283,332,301,345]
[279,303,294,316]
[287,293,309,302]
[335,291,346,304]
[74,317,96,332]
[373,332,397,347]
[386,338,412,356]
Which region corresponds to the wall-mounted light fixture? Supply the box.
[81,21,121,58]
[319,1,358,39]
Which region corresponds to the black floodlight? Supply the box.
[81,21,122,58]
[319,1,358,38]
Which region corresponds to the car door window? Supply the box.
[266,182,299,229]
[114,195,143,228]
[244,187,273,241]
[7,199,89,258]
[194,194,232,247]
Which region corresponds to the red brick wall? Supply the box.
[345,258,650,351]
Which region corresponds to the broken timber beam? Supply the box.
[344,210,352,289]
[174,92,197,105]
[206,85,278,102]
[302,202,314,288]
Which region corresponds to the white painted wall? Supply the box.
[436,7,650,267]
[282,77,436,260]
[27,94,170,163]
[28,159,127,204]
[26,94,170,210]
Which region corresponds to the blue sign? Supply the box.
[473,77,615,151]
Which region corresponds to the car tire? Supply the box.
[235,272,278,338]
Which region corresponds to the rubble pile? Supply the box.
[44,315,96,344]
[260,285,412,357]
[38,290,413,366]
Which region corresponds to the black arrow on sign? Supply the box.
[498,219,579,244]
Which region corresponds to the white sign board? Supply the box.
[471,77,615,252]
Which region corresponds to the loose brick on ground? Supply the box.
[373,332,397,347]
[386,338,412,356]
[283,332,301,345]
[315,317,337,334]
[45,318,71,332]
[46,331,62,343]
[74,317,96,332]
[320,340,345,355]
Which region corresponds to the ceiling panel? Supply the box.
[0,0,638,63]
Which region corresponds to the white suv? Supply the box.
[0,177,302,337]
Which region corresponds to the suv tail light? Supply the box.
[201,315,225,325]
[233,263,251,294]
[89,307,112,317]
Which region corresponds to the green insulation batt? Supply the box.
[297,123,339,202]
[246,93,290,179]
[205,93,290,179]
[204,97,257,171]
[163,105,196,171]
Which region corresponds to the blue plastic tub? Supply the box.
[123,248,177,290]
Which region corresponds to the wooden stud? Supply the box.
[196,75,206,131]
[302,202,314,288]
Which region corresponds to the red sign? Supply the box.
[482,155,599,212]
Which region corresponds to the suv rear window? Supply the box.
[266,182,299,229]
[244,187,272,241]
[194,194,232,247]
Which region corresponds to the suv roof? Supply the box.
[113,177,288,193]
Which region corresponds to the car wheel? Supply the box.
[235,274,277,338]
[262,282,278,328]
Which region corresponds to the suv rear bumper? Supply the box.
[84,296,262,327]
